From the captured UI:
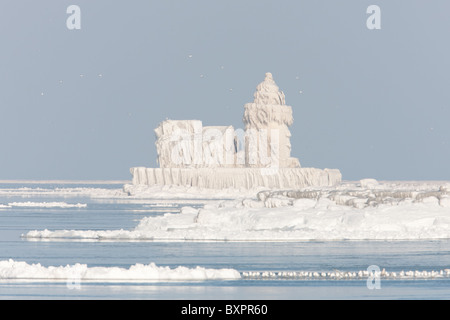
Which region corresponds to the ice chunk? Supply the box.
[292,198,317,209]
[241,268,450,279]
[264,195,292,208]
[0,260,241,281]
[440,184,450,193]
[360,179,379,188]
[440,196,450,208]
[242,199,265,208]
[7,202,87,208]
[420,196,440,206]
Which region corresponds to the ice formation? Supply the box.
[241,268,450,280]
[5,202,87,208]
[243,72,300,168]
[25,180,450,241]
[1,260,448,282]
[128,167,341,190]
[0,260,241,282]
[129,72,341,189]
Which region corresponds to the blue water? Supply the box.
[1,182,450,299]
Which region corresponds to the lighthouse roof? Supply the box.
[253,72,286,105]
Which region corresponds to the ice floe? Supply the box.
[24,180,450,241]
[1,260,447,283]
[0,259,241,282]
[6,202,87,209]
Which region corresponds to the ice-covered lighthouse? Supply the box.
[129,72,342,189]
[243,72,300,169]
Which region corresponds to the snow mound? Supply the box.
[360,178,379,188]
[0,260,241,282]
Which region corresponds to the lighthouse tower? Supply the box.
[242,72,301,168]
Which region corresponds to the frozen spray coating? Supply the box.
[130,72,341,189]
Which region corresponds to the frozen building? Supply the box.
[130,73,341,189]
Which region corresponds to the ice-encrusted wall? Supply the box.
[130,167,342,189]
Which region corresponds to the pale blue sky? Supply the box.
[1,1,449,181]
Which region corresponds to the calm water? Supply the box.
[0,182,450,299]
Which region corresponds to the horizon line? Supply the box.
[0,180,131,184]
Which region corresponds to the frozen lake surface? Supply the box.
[1,181,450,299]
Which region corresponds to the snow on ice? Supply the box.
[24,180,450,241]
[5,202,87,209]
[0,260,241,282]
